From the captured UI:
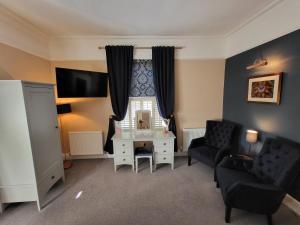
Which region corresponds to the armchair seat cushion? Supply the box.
[189,146,218,167]
[216,166,261,199]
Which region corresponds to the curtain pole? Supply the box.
[98,46,184,50]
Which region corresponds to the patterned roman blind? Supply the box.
[130,60,155,97]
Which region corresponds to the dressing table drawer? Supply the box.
[114,140,133,156]
[115,147,133,156]
[114,156,133,165]
[153,140,173,148]
[115,140,133,149]
[155,154,173,164]
[154,147,173,154]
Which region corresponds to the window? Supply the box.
[120,97,164,130]
[120,60,163,130]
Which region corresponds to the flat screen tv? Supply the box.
[56,67,108,98]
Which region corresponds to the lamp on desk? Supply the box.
[57,103,72,169]
[246,129,258,156]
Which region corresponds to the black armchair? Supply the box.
[188,120,236,168]
[216,138,300,225]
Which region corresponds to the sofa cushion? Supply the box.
[204,120,235,149]
[216,166,260,199]
[252,138,300,189]
[189,146,218,167]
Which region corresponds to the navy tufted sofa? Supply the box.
[188,120,236,168]
[216,137,300,225]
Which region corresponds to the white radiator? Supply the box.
[182,128,206,152]
[69,131,103,157]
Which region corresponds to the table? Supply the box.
[112,131,176,172]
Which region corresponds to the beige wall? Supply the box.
[0,43,52,82]
[0,43,225,153]
[175,59,225,150]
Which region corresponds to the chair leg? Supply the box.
[188,155,191,166]
[149,157,152,174]
[225,206,232,223]
[214,169,217,181]
[0,203,4,214]
[135,158,138,173]
[266,214,273,225]
[216,181,219,188]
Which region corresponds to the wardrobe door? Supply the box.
[23,85,62,181]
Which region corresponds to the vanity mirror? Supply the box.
[135,110,152,133]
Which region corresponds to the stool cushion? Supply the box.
[135,147,152,155]
[136,154,152,158]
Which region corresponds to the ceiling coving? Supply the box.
[0,0,278,36]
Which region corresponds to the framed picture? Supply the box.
[247,73,283,104]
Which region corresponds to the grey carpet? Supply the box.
[0,157,299,225]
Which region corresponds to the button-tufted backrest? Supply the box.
[204,120,235,150]
[252,138,300,189]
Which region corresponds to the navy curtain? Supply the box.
[104,46,134,154]
[152,46,177,151]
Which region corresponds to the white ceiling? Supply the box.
[0,0,279,37]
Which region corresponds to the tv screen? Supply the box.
[56,68,108,98]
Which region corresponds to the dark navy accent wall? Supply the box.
[223,29,300,200]
[224,29,300,151]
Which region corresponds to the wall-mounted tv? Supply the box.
[56,67,108,98]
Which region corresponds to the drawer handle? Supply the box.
[123,151,125,154]
[163,157,166,160]
[163,150,167,153]
[51,175,55,180]
[123,158,126,161]
[163,143,166,145]
[122,144,126,147]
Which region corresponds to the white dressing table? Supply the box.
[112,131,175,172]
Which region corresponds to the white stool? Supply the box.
[135,154,155,173]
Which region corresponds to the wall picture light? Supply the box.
[246,59,268,70]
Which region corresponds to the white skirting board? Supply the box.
[283,195,300,217]
[70,153,114,159]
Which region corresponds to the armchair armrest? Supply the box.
[188,137,206,149]
[214,146,232,166]
[226,182,286,214]
[218,156,253,172]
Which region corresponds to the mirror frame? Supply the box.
[135,110,152,132]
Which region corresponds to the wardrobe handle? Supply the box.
[55,126,58,129]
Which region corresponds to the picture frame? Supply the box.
[247,73,283,104]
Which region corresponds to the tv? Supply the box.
[56,67,108,98]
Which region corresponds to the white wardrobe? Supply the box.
[0,81,64,212]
